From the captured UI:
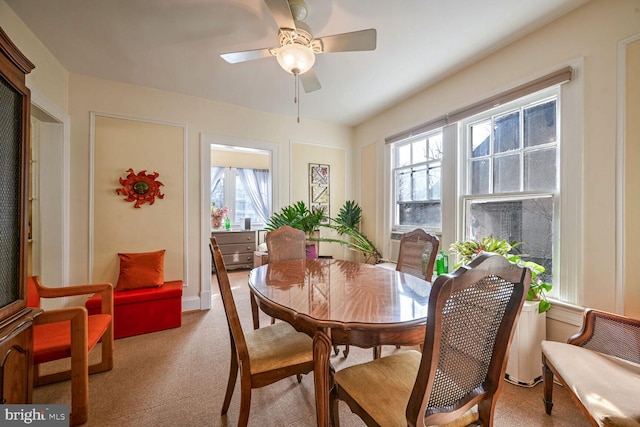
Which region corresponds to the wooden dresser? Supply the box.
[211,230,256,270]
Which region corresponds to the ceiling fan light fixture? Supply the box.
[276,43,315,75]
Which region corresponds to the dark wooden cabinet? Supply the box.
[0,26,41,405]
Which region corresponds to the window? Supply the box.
[211,167,270,226]
[461,89,559,285]
[392,130,443,230]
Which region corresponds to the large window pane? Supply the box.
[493,154,520,193]
[428,165,441,200]
[396,169,412,201]
[397,143,411,167]
[467,196,553,283]
[412,139,427,164]
[471,159,490,195]
[427,134,443,160]
[525,148,556,191]
[398,202,441,228]
[471,120,491,158]
[411,166,427,200]
[524,100,556,147]
[494,111,520,153]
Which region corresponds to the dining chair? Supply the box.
[211,238,314,427]
[397,228,440,281]
[27,276,114,426]
[264,225,307,325]
[265,225,307,261]
[342,229,439,359]
[329,252,531,427]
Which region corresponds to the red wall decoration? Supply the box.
[116,168,164,208]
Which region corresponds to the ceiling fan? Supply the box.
[220,0,377,94]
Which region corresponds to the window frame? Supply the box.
[391,129,444,233]
[458,88,560,296]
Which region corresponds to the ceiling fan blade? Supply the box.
[301,69,321,93]
[264,0,296,30]
[220,48,274,64]
[315,29,377,53]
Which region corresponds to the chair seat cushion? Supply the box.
[542,341,640,427]
[245,321,313,375]
[33,314,112,365]
[334,350,479,427]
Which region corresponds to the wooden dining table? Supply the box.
[248,258,432,427]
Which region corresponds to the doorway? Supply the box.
[199,134,279,310]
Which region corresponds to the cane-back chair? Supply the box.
[397,228,440,281]
[211,238,314,426]
[265,225,307,262]
[330,252,531,427]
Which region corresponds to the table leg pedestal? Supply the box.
[313,330,332,427]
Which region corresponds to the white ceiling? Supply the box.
[6,0,587,126]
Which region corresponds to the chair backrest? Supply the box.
[211,241,250,366]
[266,225,307,262]
[406,252,531,426]
[396,229,440,280]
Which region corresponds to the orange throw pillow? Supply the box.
[116,250,165,291]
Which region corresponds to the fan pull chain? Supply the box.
[294,71,300,123]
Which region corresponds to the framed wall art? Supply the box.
[309,163,329,222]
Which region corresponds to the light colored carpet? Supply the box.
[33,270,590,426]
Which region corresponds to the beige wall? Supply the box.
[93,116,185,286]
[67,75,352,304]
[354,0,640,316]
[360,144,378,242]
[624,38,640,319]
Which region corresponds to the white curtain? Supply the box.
[238,168,270,224]
[210,166,225,202]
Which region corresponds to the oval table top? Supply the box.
[248,258,432,328]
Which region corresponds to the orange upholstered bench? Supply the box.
[86,280,182,339]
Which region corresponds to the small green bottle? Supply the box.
[436,250,449,275]
[225,216,231,230]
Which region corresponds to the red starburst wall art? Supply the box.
[116,168,165,208]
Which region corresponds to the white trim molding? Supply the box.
[200,133,280,311]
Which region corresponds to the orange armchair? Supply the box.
[27,276,114,426]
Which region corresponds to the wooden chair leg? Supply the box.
[342,345,350,358]
[70,310,89,426]
[238,375,252,427]
[372,346,381,359]
[221,346,239,415]
[329,386,341,427]
[542,356,555,415]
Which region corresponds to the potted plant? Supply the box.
[265,201,325,258]
[323,200,382,264]
[265,200,382,263]
[449,235,552,313]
